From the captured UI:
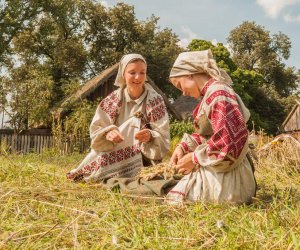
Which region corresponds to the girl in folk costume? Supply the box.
[67,54,170,182]
[167,49,256,204]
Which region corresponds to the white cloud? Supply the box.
[177,38,190,49]
[284,13,300,22]
[256,0,300,18]
[181,25,198,39]
[211,39,218,46]
[177,36,232,54]
[0,0,6,8]
[99,1,109,8]
[224,43,233,56]
[177,25,199,48]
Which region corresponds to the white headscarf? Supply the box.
[169,49,232,84]
[114,53,147,87]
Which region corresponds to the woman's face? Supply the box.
[170,75,201,98]
[124,60,147,91]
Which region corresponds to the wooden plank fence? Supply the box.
[0,133,53,154]
[0,129,90,154]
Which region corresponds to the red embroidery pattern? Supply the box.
[208,100,248,160]
[146,96,167,122]
[201,79,230,96]
[68,144,141,178]
[192,101,202,119]
[201,78,216,96]
[194,79,231,119]
[206,90,237,105]
[99,91,122,120]
[180,142,189,153]
[191,133,202,145]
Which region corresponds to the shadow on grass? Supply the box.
[252,182,300,209]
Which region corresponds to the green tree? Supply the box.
[4,64,53,130]
[0,0,41,65]
[12,0,88,105]
[227,21,297,97]
[230,69,286,133]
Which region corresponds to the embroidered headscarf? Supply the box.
[169,49,232,84]
[114,53,147,87]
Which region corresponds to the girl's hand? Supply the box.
[176,152,196,175]
[170,145,184,165]
[135,129,152,143]
[106,129,124,143]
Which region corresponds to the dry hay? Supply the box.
[257,134,300,171]
[137,162,183,181]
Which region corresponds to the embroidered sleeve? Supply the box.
[140,94,170,160]
[98,91,122,121]
[90,91,122,152]
[193,86,248,168]
[179,133,203,153]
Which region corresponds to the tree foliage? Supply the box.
[1,0,182,130]
[0,0,41,66]
[227,21,297,97]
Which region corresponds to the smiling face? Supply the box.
[170,75,201,98]
[124,60,147,93]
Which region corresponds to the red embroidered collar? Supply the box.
[200,78,216,96]
[192,78,216,119]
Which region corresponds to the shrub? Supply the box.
[170,119,194,139]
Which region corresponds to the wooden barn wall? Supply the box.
[284,105,300,132]
[86,75,117,102]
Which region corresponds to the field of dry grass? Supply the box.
[0,134,299,249]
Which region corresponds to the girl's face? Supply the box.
[124,60,147,91]
[170,75,201,98]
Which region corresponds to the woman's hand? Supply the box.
[106,129,124,143]
[175,152,196,175]
[135,129,152,143]
[170,145,184,165]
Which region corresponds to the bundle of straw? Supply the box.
[137,162,182,180]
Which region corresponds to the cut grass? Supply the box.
[0,143,299,249]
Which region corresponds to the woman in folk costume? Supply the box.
[167,49,256,204]
[67,54,170,182]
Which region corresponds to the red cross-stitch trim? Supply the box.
[146,96,167,122]
[99,91,122,120]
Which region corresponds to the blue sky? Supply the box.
[101,0,300,69]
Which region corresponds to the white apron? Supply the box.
[67,116,143,182]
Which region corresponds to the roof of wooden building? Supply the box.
[282,100,300,132]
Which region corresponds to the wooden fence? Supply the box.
[0,129,90,154]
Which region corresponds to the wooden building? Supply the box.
[171,95,199,120]
[282,100,300,137]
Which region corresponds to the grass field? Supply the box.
[0,138,299,249]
